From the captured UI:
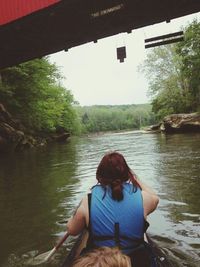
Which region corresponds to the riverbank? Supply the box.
[145,113,200,133]
[2,101,200,153]
[0,103,70,152]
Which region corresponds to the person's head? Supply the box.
[96,151,137,201]
[72,247,131,267]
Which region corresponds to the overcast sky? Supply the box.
[50,12,200,106]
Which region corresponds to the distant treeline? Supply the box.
[76,104,156,133]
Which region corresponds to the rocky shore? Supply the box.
[146,113,200,133]
[0,103,70,152]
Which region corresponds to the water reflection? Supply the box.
[0,132,199,267]
[0,139,80,267]
[152,133,200,266]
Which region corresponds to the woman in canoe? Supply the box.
[67,151,159,267]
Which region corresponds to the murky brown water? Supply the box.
[0,132,199,267]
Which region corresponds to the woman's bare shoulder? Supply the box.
[142,190,159,217]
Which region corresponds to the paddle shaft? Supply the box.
[55,232,70,249]
[44,232,70,261]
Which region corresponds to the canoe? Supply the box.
[61,230,174,267]
[61,230,89,267]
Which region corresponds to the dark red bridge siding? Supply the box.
[0,0,200,69]
[0,0,60,26]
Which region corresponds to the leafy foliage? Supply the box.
[76,104,156,133]
[0,57,154,136]
[0,58,81,134]
[176,20,200,112]
[140,20,200,119]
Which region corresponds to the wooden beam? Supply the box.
[145,36,184,49]
[145,31,184,43]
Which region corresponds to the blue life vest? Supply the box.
[89,183,145,254]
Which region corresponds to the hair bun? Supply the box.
[111,179,123,201]
[111,179,121,186]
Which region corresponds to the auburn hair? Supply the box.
[72,246,131,267]
[96,151,140,201]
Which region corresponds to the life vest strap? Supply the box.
[114,222,120,247]
[91,234,144,243]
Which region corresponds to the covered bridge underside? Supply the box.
[0,0,200,69]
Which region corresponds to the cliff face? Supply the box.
[0,103,45,152]
[146,113,200,133]
[0,103,70,152]
[161,113,200,133]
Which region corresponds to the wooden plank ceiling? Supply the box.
[0,0,200,69]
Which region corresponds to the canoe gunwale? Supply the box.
[61,231,174,267]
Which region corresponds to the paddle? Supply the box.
[26,231,70,266]
[44,232,70,261]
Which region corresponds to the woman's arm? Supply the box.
[66,195,88,236]
[134,177,159,217]
[135,178,158,196]
[142,190,159,217]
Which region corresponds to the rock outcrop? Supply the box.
[161,113,200,133]
[0,103,70,152]
[0,103,42,152]
[146,113,200,133]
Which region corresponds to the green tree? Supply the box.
[140,20,200,118]
[0,58,81,134]
[140,44,186,119]
[176,20,200,112]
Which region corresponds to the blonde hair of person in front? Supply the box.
[72,246,131,267]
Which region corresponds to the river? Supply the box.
[0,131,199,267]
